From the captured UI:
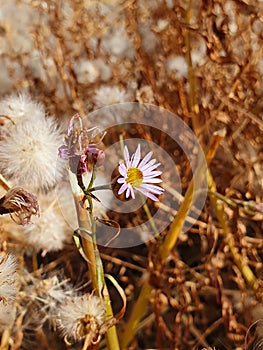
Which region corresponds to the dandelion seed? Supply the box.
[0,187,39,225]
[57,294,105,344]
[117,144,164,201]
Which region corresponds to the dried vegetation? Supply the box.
[0,0,262,349]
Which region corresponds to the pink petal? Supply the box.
[118,183,128,195]
[140,183,164,194]
[137,187,159,201]
[143,170,162,178]
[118,163,127,176]
[142,177,163,183]
[138,151,153,168]
[124,146,130,167]
[131,144,141,168]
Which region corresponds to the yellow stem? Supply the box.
[0,174,11,191]
[0,328,10,350]
[32,253,38,272]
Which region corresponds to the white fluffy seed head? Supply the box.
[57,294,105,343]
[0,302,16,332]
[74,60,99,84]
[0,93,45,127]
[166,55,188,80]
[0,114,64,192]
[93,85,130,108]
[23,206,67,254]
[0,254,17,302]
[22,191,69,254]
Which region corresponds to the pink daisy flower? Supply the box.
[117,144,164,201]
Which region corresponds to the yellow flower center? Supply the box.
[126,168,143,187]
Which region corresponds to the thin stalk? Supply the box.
[121,130,225,348]
[140,193,159,237]
[0,329,10,350]
[0,174,11,191]
[184,0,200,135]
[32,253,38,272]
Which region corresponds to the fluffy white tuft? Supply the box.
[22,192,68,253]
[0,114,64,191]
[57,294,105,342]
[0,254,17,302]
[101,29,134,59]
[74,60,99,84]
[0,93,45,126]
[93,85,131,108]
[0,302,16,332]
[166,55,188,80]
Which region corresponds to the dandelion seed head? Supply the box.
[22,193,68,253]
[0,93,45,127]
[0,254,17,303]
[0,302,16,332]
[94,59,112,82]
[74,59,99,84]
[21,273,74,321]
[0,114,64,191]
[101,29,133,59]
[93,85,131,108]
[166,55,188,80]
[57,294,105,343]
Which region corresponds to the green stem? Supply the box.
[69,169,120,349]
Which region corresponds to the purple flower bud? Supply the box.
[78,147,105,174]
[94,149,105,167]
[58,114,106,174]
[67,113,82,136]
[58,145,72,159]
